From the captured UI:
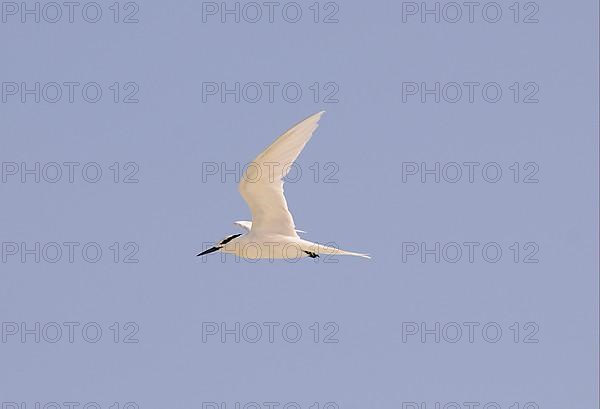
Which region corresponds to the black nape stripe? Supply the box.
[304,251,319,258]
[220,234,242,245]
[197,246,221,257]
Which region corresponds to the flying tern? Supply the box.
[198,111,370,260]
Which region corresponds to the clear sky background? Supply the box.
[0,0,598,408]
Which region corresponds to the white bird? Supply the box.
[198,111,370,260]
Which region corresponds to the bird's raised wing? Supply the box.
[239,111,324,237]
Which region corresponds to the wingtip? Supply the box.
[311,111,326,120]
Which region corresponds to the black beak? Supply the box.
[197,246,221,257]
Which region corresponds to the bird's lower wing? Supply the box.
[234,220,306,234]
[233,221,252,232]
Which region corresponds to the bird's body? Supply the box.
[219,233,308,260]
[198,112,370,261]
[218,232,367,260]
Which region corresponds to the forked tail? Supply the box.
[303,241,371,259]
